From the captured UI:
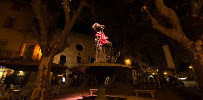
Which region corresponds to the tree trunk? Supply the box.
[142,0,203,90]
[189,47,203,90]
[193,56,203,90]
[30,55,54,100]
[178,38,203,90]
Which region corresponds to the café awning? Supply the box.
[0,60,68,73]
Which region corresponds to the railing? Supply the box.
[0,51,20,60]
[0,50,38,61]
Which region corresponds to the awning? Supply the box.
[0,60,68,73]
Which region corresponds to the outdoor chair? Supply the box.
[89,89,98,95]
[51,85,61,98]
[20,89,32,100]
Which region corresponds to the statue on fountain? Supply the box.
[92,23,112,63]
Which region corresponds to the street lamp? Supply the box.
[189,65,193,69]
[125,59,131,65]
[164,72,167,75]
[189,65,195,73]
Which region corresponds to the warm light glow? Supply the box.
[38,49,42,60]
[189,65,193,69]
[178,77,187,80]
[152,73,155,75]
[20,43,26,56]
[164,72,167,75]
[33,44,42,60]
[17,71,24,76]
[58,74,63,77]
[125,59,131,65]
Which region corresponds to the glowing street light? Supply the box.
[17,71,24,76]
[125,59,131,65]
[189,65,195,73]
[164,72,167,75]
[189,65,193,69]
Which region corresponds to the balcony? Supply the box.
[0,50,67,72]
[0,50,20,60]
[0,50,39,61]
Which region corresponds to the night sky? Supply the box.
[54,0,202,69]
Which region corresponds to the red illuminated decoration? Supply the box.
[92,23,111,63]
[95,32,109,45]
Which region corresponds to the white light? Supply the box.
[70,0,71,1]
[62,3,63,4]
[17,71,24,76]
[178,77,187,80]
[62,77,65,82]
[149,75,153,77]
[189,66,193,69]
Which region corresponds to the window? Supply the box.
[3,16,16,29]
[76,44,83,51]
[23,45,35,59]
[60,55,66,65]
[0,41,8,57]
[77,56,81,63]
[91,58,95,63]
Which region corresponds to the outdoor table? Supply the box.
[10,89,23,94]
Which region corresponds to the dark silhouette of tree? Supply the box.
[142,0,203,89]
[30,0,94,99]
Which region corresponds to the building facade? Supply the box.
[53,33,95,68]
[0,0,95,87]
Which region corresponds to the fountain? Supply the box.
[70,23,132,100]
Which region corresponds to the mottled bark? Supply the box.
[30,55,54,100]
[191,0,203,17]
[31,0,94,99]
[142,0,203,89]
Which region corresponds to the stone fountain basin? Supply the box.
[70,63,131,74]
[70,63,131,100]
[78,96,127,100]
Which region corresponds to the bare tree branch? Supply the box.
[142,3,193,49]
[49,0,88,55]
[155,0,183,34]
[32,21,44,51]
[142,6,179,39]
[65,0,86,32]
[191,0,203,17]
[84,1,95,15]
[32,0,48,46]
[62,0,70,27]
[55,40,70,55]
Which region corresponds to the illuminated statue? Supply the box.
[92,23,111,63]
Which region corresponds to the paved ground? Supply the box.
[52,85,153,100]
[51,85,203,100]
